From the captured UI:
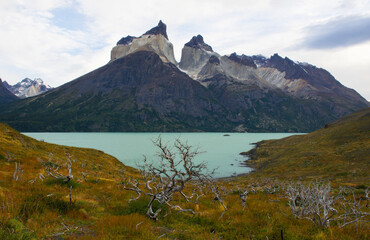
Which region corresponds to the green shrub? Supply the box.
[113,197,167,217]
[44,178,80,188]
[355,184,367,189]
[19,193,77,220]
[0,219,36,240]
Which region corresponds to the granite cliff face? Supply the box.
[0,78,18,104]
[179,36,369,121]
[0,22,368,132]
[111,21,176,65]
[179,35,219,79]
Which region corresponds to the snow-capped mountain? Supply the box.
[4,78,53,99]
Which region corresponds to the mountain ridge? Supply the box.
[0,21,368,132]
[179,36,368,118]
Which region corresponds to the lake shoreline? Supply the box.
[23,132,298,178]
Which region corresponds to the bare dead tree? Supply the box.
[41,153,74,183]
[285,181,340,227]
[211,186,227,218]
[29,173,46,184]
[13,161,24,181]
[240,184,256,210]
[81,172,88,182]
[69,186,73,206]
[64,153,74,183]
[94,171,100,183]
[335,187,370,228]
[29,153,76,205]
[5,153,15,162]
[285,181,369,228]
[80,162,89,182]
[48,215,84,238]
[263,179,280,194]
[124,137,215,220]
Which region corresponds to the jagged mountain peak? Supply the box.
[185,35,213,52]
[268,54,299,67]
[111,21,176,64]
[117,21,168,45]
[228,53,257,68]
[143,20,168,40]
[271,53,282,59]
[265,53,309,80]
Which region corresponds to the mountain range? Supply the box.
[3,78,52,99]
[0,21,368,132]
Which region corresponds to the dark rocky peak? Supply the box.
[270,53,283,61]
[0,78,18,104]
[268,53,297,67]
[117,35,137,45]
[208,55,220,64]
[2,80,11,89]
[185,35,213,52]
[228,53,257,68]
[143,20,168,40]
[266,53,309,80]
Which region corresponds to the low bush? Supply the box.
[0,218,36,240]
[19,193,78,220]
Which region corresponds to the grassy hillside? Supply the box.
[0,123,369,239]
[243,107,370,184]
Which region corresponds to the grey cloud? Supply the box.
[301,15,370,49]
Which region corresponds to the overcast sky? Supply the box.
[0,0,369,100]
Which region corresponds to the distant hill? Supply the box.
[0,123,135,176]
[243,107,370,183]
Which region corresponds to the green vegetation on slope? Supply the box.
[243,107,370,184]
[0,122,369,239]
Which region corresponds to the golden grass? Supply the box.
[243,107,370,184]
[0,119,369,239]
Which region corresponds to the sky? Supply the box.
[0,0,369,100]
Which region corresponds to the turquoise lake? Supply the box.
[23,132,299,178]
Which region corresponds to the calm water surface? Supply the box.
[23,132,299,178]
